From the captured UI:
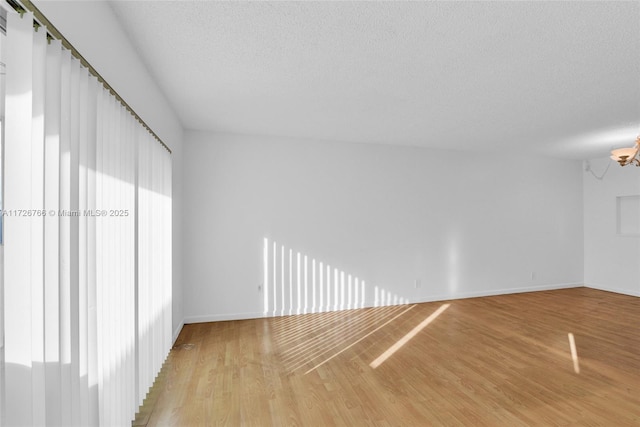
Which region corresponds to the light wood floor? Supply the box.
[134,287,640,426]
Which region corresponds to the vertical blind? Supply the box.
[2,6,172,426]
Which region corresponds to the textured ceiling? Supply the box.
[110,1,640,159]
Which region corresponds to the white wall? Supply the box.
[183,132,584,322]
[33,1,185,338]
[584,158,640,296]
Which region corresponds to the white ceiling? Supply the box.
[110,1,640,159]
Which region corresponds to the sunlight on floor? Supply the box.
[567,332,580,374]
[304,305,416,375]
[270,305,412,373]
[370,303,450,369]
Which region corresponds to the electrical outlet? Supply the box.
[531,272,535,280]
[415,279,421,288]
[258,285,262,292]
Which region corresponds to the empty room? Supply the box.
[0,0,639,426]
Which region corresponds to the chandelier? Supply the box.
[610,136,640,166]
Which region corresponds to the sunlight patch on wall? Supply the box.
[263,238,367,316]
[373,285,408,307]
[263,238,418,318]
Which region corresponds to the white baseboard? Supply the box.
[183,282,584,323]
[184,311,266,324]
[173,321,185,344]
[415,282,583,303]
[584,283,640,297]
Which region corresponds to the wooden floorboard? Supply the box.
[134,287,640,426]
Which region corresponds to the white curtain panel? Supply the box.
[2,8,172,426]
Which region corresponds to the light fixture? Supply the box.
[610,136,640,166]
